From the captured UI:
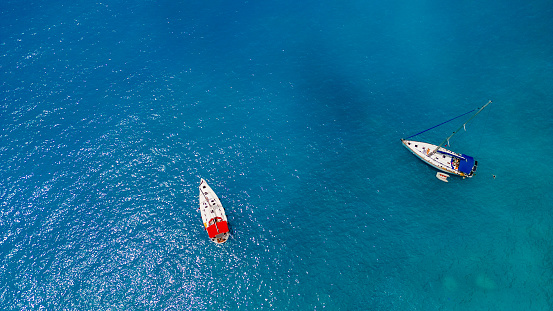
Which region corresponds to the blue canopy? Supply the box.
[458,154,475,174]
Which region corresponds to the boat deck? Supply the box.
[401,139,469,177]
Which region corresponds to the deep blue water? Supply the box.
[1,0,552,310]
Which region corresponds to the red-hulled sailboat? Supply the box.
[199,179,230,244]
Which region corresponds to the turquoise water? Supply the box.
[1,0,552,309]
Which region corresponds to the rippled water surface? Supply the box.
[1,0,552,309]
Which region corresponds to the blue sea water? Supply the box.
[1,0,552,309]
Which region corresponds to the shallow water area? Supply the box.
[1,0,552,310]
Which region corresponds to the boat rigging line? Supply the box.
[405,108,478,140]
[428,100,492,157]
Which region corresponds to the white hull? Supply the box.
[199,179,230,244]
[436,172,450,182]
[401,139,477,178]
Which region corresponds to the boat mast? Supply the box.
[428,100,492,157]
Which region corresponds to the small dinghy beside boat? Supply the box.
[436,172,450,182]
[199,178,230,244]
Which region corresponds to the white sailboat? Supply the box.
[199,178,230,244]
[401,101,491,178]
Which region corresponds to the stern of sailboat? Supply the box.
[469,160,478,176]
